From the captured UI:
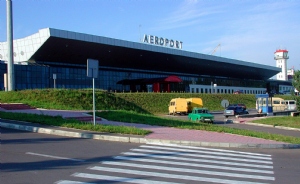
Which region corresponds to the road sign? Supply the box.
[87,59,99,78]
[221,99,229,108]
[86,59,99,126]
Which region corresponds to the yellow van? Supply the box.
[186,98,203,112]
[168,98,188,115]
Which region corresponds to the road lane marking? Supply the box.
[146,143,272,157]
[141,145,272,160]
[72,173,183,184]
[89,166,269,184]
[129,149,273,164]
[123,152,273,169]
[26,152,85,162]
[101,161,275,180]
[114,156,273,174]
[55,180,94,184]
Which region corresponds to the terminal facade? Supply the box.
[0,28,290,93]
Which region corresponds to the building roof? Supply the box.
[0,28,281,80]
[275,49,288,53]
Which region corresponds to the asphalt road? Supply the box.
[1,127,141,184]
[2,127,300,184]
[162,109,300,137]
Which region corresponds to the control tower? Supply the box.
[274,49,289,81]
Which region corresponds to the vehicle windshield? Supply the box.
[197,110,208,113]
[226,106,235,110]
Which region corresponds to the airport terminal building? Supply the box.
[0,28,285,93]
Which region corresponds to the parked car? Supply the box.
[228,103,247,110]
[188,107,214,123]
[284,100,297,111]
[233,90,243,94]
[224,106,249,118]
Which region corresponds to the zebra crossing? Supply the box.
[55,143,275,184]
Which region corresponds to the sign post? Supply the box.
[53,74,56,89]
[221,99,229,109]
[87,59,99,126]
[4,73,7,91]
[221,99,229,124]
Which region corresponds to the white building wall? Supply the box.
[189,84,265,94]
[0,28,50,64]
[274,50,288,81]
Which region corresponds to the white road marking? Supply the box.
[89,166,270,184]
[129,149,273,164]
[101,161,275,180]
[55,180,94,184]
[123,152,273,169]
[72,173,183,184]
[146,143,272,157]
[141,145,272,160]
[26,152,85,162]
[114,156,273,174]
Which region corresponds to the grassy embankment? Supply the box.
[95,110,300,144]
[1,89,300,143]
[252,116,300,129]
[0,111,151,135]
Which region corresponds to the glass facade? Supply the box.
[0,61,273,92]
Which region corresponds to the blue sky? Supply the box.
[1,0,299,70]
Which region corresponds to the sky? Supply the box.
[0,0,299,70]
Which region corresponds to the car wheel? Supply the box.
[200,117,204,122]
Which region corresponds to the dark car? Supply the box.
[228,103,247,110]
[224,106,249,118]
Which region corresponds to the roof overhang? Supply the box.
[22,28,281,80]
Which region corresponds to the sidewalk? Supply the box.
[1,107,300,149]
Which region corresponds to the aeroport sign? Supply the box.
[143,34,183,49]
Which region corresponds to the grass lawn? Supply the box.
[252,116,300,129]
[1,109,300,144]
[0,111,151,136]
[96,110,300,144]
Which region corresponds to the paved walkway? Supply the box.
[1,107,299,149]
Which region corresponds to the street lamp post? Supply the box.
[214,84,217,93]
[6,0,15,91]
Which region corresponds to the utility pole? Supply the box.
[7,0,15,91]
[139,24,141,42]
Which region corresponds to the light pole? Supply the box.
[214,84,217,93]
[6,0,15,91]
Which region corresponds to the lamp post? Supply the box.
[6,0,15,91]
[214,84,217,93]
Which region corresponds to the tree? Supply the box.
[292,70,300,110]
[292,70,300,95]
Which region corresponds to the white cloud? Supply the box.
[191,1,300,68]
[151,0,223,31]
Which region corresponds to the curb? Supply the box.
[1,121,300,149]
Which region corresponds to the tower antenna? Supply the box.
[139,24,141,42]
